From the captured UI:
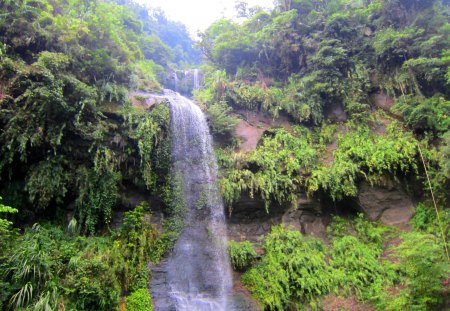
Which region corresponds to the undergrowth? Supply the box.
[241,212,449,310]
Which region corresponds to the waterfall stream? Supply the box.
[193,68,199,90]
[155,90,233,311]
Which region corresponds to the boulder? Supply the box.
[226,194,285,242]
[370,91,394,110]
[324,101,347,122]
[358,181,415,225]
[282,194,326,238]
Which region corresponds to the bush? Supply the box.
[64,256,120,311]
[126,288,153,311]
[242,226,333,309]
[393,95,450,134]
[206,101,240,138]
[331,235,390,300]
[381,232,450,309]
[229,240,257,270]
[0,196,17,234]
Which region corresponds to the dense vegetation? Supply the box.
[1,0,449,310]
[235,212,449,310]
[0,0,197,309]
[195,0,450,309]
[197,0,450,206]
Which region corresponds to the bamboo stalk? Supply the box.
[417,143,450,261]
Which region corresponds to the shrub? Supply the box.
[126,288,153,311]
[229,240,257,270]
[64,256,120,311]
[242,226,333,309]
[206,101,240,138]
[381,232,450,309]
[393,95,450,134]
[0,196,17,234]
[331,235,391,300]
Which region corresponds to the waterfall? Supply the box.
[193,68,199,90]
[173,72,179,92]
[160,90,233,311]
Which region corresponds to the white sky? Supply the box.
[137,0,275,34]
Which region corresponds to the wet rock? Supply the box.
[149,259,177,311]
[324,101,347,122]
[234,109,292,153]
[370,91,394,111]
[130,91,167,109]
[227,194,286,242]
[282,194,326,238]
[358,181,415,225]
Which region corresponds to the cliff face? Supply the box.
[226,180,415,242]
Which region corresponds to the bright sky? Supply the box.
[137,0,275,34]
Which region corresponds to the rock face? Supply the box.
[358,181,415,225]
[227,194,285,243]
[235,120,266,152]
[234,109,291,153]
[371,91,395,110]
[281,194,327,239]
[130,91,167,109]
[324,101,347,122]
[227,193,328,242]
[149,259,177,311]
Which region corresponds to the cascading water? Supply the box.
[193,68,199,90]
[157,90,233,311]
[173,72,179,92]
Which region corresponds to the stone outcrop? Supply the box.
[227,192,328,242]
[370,91,395,111]
[227,194,285,242]
[234,109,291,153]
[281,194,326,238]
[130,91,167,109]
[357,181,415,226]
[324,101,347,122]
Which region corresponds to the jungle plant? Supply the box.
[243,226,333,309]
[229,240,258,270]
[126,288,153,311]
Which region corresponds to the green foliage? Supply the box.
[206,101,240,138]
[1,225,64,310]
[393,94,450,134]
[113,202,159,293]
[0,200,161,310]
[220,128,317,210]
[373,27,420,71]
[327,213,388,250]
[380,231,450,309]
[25,156,70,209]
[64,252,121,311]
[126,288,153,311]
[330,235,390,300]
[411,202,450,243]
[228,240,257,270]
[76,167,121,235]
[226,82,284,118]
[308,124,418,200]
[221,122,418,208]
[125,103,171,191]
[0,196,18,234]
[243,226,334,309]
